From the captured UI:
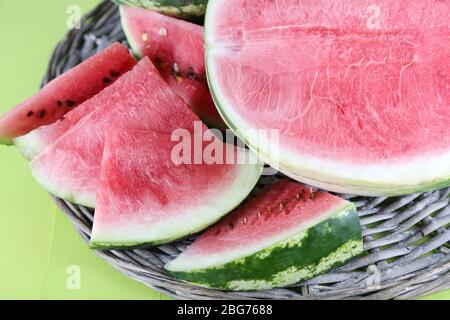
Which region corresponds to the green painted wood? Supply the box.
[0,0,447,300]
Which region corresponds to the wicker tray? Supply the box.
[45,1,450,300]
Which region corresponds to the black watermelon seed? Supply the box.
[110,70,120,77]
[57,100,63,107]
[37,110,46,118]
[103,77,112,84]
[27,111,34,117]
[65,100,75,107]
[186,67,196,80]
[154,56,162,66]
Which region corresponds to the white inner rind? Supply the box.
[166,201,354,272]
[31,160,97,208]
[91,148,263,245]
[14,130,46,161]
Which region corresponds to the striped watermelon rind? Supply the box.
[165,203,363,291]
[113,0,208,19]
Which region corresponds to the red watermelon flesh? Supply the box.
[205,0,450,195]
[90,129,262,248]
[16,49,146,160]
[0,43,136,145]
[120,6,226,129]
[179,180,346,257]
[30,57,197,207]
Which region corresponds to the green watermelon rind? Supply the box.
[203,2,450,197]
[113,0,208,19]
[119,6,143,59]
[89,155,264,250]
[165,204,364,291]
[0,137,13,146]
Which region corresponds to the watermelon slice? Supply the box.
[15,50,140,160]
[205,0,450,196]
[15,111,83,161]
[0,43,136,145]
[166,180,363,290]
[91,129,262,249]
[30,58,262,209]
[120,5,226,129]
[113,0,208,20]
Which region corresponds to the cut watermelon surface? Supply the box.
[205,0,450,196]
[30,58,262,210]
[14,120,72,161]
[166,180,363,290]
[91,129,262,249]
[16,49,140,160]
[120,6,226,129]
[0,43,136,145]
[30,57,195,207]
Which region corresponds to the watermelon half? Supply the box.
[113,0,208,20]
[0,43,136,145]
[91,129,262,249]
[166,180,363,290]
[205,0,450,196]
[30,58,262,210]
[120,5,226,129]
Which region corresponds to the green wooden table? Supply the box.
[0,0,447,300]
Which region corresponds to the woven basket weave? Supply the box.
[44,1,450,300]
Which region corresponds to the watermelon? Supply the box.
[113,0,208,20]
[165,180,363,290]
[30,57,262,209]
[15,68,135,160]
[205,0,450,196]
[0,43,136,145]
[120,6,226,129]
[15,113,82,161]
[90,129,262,249]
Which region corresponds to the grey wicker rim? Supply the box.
[44,0,450,300]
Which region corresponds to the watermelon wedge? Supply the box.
[120,6,226,129]
[91,129,262,249]
[166,180,363,290]
[15,50,138,160]
[205,0,450,196]
[30,58,262,209]
[0,43,136,145]
[15,111,84,161]
[113,0,208,20]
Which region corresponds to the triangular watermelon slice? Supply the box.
[30,57,195,207]
[30,58,262,212]
[166,180,363,290]
[91,129,262,249]
[15,49,141,160]
[120,5,226,129]
[0,43,136,145]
